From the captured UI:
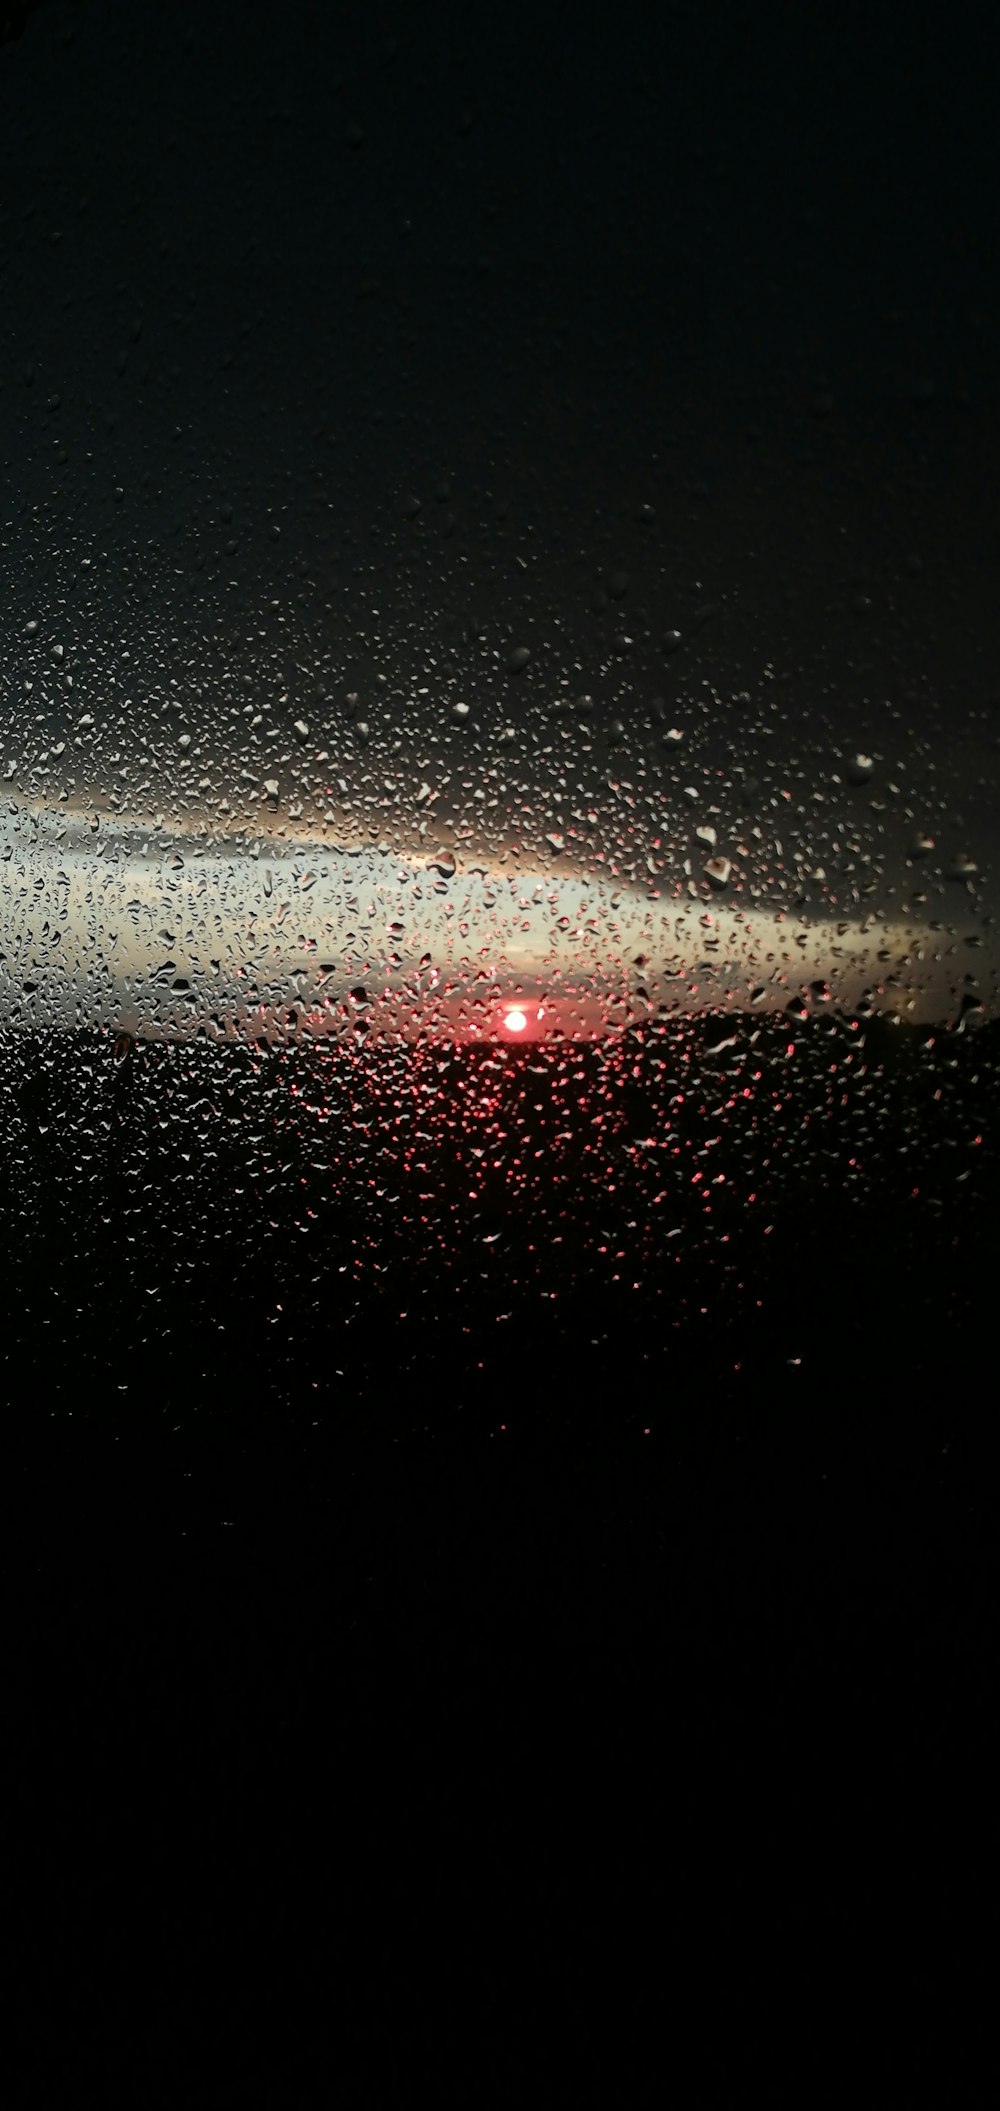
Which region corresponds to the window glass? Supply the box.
[1,0,996,1418]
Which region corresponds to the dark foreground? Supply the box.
[6,1014,998,2103]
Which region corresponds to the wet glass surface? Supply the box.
[5,4,998,2100]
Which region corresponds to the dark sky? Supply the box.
[2,0,998,912]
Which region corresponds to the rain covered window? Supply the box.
[2,3,996,1419]
[5,12,997,2094]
